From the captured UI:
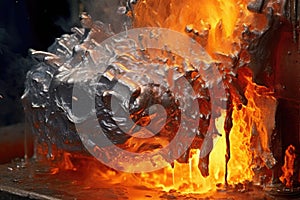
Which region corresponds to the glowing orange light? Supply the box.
[280,145,296,188]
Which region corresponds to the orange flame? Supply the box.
[132,0,267,56]
[134,112,226,194]
[127,0,275,193]
[280,145,296,188]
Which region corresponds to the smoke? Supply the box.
[53,0,131,33]
[0,0,131,126]
[80,0,131,32]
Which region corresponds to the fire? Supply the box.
[132,0,267,56]
[134,112,226,194]
[280,145,296,188]
[39,0,279,194]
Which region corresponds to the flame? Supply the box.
[132,0,267,56]
[127,0,274,193]
[280,145,296,188]
[227,69,277,184]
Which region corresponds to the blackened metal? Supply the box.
[247,0,266,13]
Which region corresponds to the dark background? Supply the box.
[0,0,124,126]
[0,0,79,126]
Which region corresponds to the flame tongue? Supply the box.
[280,145,296,188]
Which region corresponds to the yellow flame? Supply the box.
[132,0,261,55]
[50,72,275,194]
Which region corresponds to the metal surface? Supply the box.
[0,160,298,200]
[0,186,60,200]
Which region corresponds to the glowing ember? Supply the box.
[280,145,296,188]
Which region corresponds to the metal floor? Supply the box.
[0,161,299,200]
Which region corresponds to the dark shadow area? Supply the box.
[0,0,80,127]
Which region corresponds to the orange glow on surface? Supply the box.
[128,71,277,193]
[56,152,77,172]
